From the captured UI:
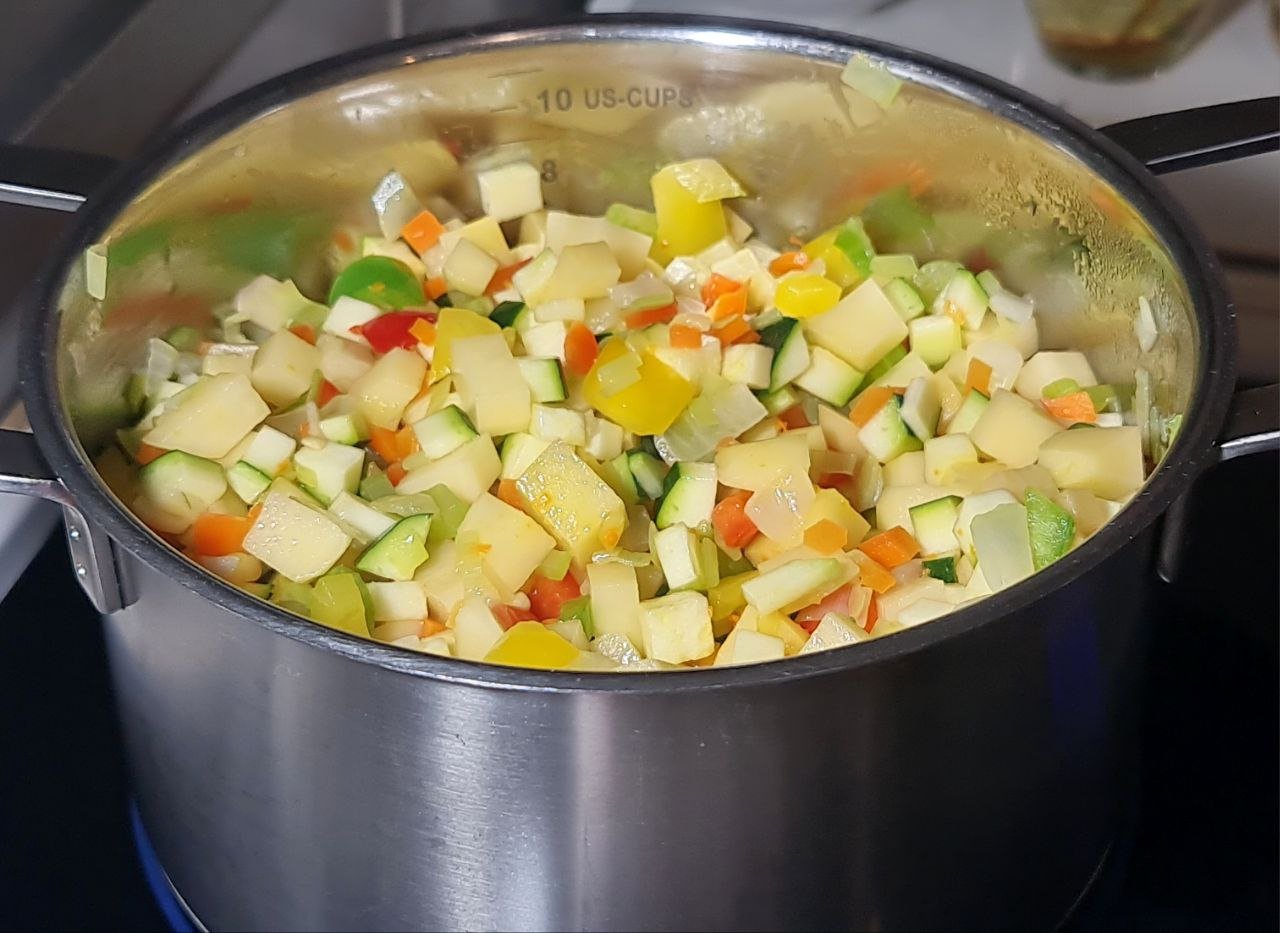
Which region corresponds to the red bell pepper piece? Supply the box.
[355,310,438,353]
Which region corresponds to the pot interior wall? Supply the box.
[49,28,1194,489]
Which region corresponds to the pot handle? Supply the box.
[1097,97,1279,174]
[0,428,133,613]
[1157,385,1279,583]
[0,143,118,211]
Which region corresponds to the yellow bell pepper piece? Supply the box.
[775,274,842,318]
[484,620,580,669]
[650,164,728,263]
[802,228,862,290]
[584,338,696,435]
[429,306,500,383]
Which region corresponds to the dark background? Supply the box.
[0,450,1275,931]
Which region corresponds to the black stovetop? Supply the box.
[0,450,1275,931]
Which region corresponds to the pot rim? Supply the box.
[20,13,1235,694]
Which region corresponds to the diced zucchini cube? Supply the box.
[412,405,478,460]
[293,443,365,505]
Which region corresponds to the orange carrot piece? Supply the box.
[804,519,848,554]
[400,210,445,256]
[964,358,992,396]
[395,425,419,460]
[768,250,811,276]
[625,302,678,329]
[135,443,166,466]
[700,272,743,307]
[1043,390,1098,424]
[849,386,896,427]
[408,318,437,346]
[369,426,400,464]
[858,525,920,569]
[191,512,253,557]
[563,322,599,376]
[712,315,752,346]
[420,618,446,638]
[424,276,448,300]
[669,324,702,349]
[864,595,880,633]
[496,478,524,510]
[386,462,407,486]
[288,323,317,345]
[485,257,531,295]
[850,551,898,594]
[709,288,747,322]
[778,405,809,429]
[712,491,758,549]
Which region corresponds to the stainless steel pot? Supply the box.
[0,16,1276,931]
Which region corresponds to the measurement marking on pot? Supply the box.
[535,84,693,113]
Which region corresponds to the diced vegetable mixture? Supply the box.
[98,154,1162,672]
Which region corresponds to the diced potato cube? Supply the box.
[143,374,270,459]
[455,492,555,596]
[541,241,621,301]
[452,595,505,660]
[515,443,627,565]
[251,329,321,407]
[968,390,1061,468]
[1014,351,1097,399]
[588,562,643,652]
[715,433,811,491]
[1037,426,1144,500]
[349,347,428,430]
[443,238,500,296]
[318,334,374,391]
[397,434,501,503]
[803,279,908,370]
[449,333,531,436]
[639,591,714,664]
[477,162,544,222]
[714,626,786,666]
[368,581,428,622]
[923,434,979,486]
[242,489,352,583]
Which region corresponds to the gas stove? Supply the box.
[0,1,1274,929]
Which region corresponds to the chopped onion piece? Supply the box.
[1135,295,1158,353]
[140,338,179,398]
[840,54,903,109]
[85,244,107,300]
[745,470,815,542]
[590,549,653,567]
[609,271,673,312]
[988,288,1035,324]
[656,382,767,462]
